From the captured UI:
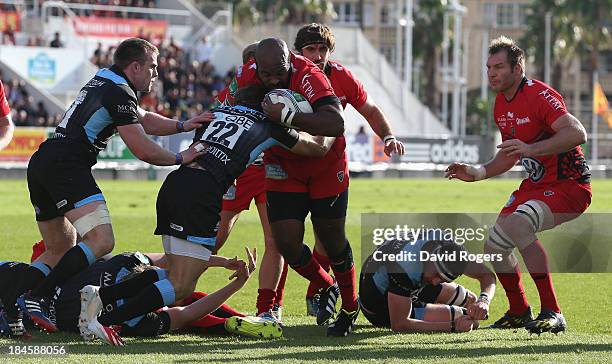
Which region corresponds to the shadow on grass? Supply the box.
[3,324,610,361]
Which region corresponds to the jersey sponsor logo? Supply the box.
[86,79,105,88]
[102,271,113,287]
[265,164,288,180]
[170,223,184,232]
[544,190,554,197]
[228,78,239,96]
[516,116,531,125]
[521,157,545,182]
[56,199,67,209]
[301,74,315,100]
[204,143,230,164]
[117,104,134,114]
[538,89,564,110]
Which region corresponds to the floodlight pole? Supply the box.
[403,0,413,91]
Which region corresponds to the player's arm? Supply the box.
[463,261,496,320]
[290,133,335,157]
[166,248,256,330]
[136,106,214,136]
[388,292,472,333]
[356,97,405,156]
[498,113,587,157]
[0,113,14,150]
[117,123,204,166]
[445,146,518,182]
[263,97,345,137]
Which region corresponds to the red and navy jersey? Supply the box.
[494,78,590,187]
[0,80,10,118]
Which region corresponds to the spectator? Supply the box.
[195,36,213,64]
[355,126,369,144]
[49,32,63,48]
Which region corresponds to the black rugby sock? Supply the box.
[98,279,175,326]
[31,242,95,298]
[5,264,49,318]
[99,269,166,307]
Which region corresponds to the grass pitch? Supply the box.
[0,178,611,363]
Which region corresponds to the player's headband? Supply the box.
[298,40,329,50]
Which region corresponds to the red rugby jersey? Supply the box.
[217,53,338,162]
[494,78,590,187]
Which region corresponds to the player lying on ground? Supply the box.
[359,236,496,333]
[445,36,591,334]
[1,244,273,341]
[78,84,335,345]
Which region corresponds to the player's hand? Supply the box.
[229,247,257,283]
[466,300,489,321]
[455,315,475,333]
[224,255,242,271]
[179,142,207,164]
[497,139,534,157]
[444,162,475,182]
[261,98,284,123]
[384,139,405,157]
[184,112,215,131]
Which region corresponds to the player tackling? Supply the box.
[445,36,591,334]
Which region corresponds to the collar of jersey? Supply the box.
[107,65,138,94]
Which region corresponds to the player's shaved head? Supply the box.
[255,38,291,90]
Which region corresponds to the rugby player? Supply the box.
[214,41,289,323]
[359,236,496,333]
[292,23,405,321]
[215,37,356,336]
[1,247,271,342]
[18,37,213,334]
[0,79,14,150]
[445,36,591,334]
[78,84,335,345]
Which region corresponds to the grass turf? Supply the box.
[0,178,610,363]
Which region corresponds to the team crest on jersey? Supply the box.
[337,171,344,182]
[521,157,545,182]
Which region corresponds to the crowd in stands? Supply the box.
[51,0,159,19]
[93,36,234,122]
[4,35,234,127]
[1,71,58,128]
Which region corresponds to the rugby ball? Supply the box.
[264,89,313,129]
[265,89,313,113]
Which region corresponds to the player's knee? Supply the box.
[286,244,311,268]
[81,228,115,255]
[73,204,113,252]
[485,223,516,253]
[168,277,195,301]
